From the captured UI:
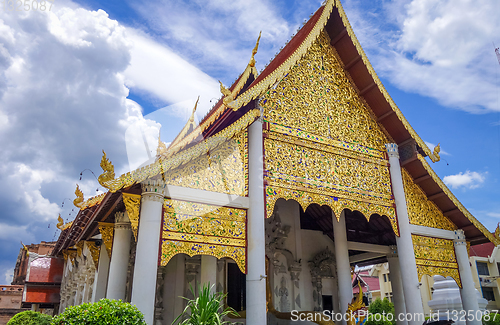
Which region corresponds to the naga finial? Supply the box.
[219,81,234,107]
[156,131,168,157]
[98,150,115,189]
[346,280,366,325]
[432,143,441,162]
[21,241,29,257]
[188,96,200,122]
[73,184,84,208]
[495,223,500,239]
[56,214,64,230]
[249,31,262,67]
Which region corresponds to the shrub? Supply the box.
[7,310,52,325]
[364,313,394,325]
[173,283,237,325]
[365,298,395,325]
[483,313,500,325]
[51,299,146,325]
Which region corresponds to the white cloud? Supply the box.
[487,212,500,219]
[344,0,500,112]
[123,29,220,118]
[0,224,34,242]
[443,170,486,189]
[4,267,13,284]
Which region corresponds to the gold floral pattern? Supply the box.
[98,222,114,258]
[123,193,141,240]
[402,168,456,230]
[160,199,246,273]
[86,241,100,269]
[412,235,461,287]
[265,185,398,236]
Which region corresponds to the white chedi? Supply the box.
[428,275,487,325]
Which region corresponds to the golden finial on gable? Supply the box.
[433,143,441,162]
[156,132,168,157]
[56,214,64,230]
[73,184,84,208]
[249,31,261,67]
[98,150,115,189]
[495,223,500,240]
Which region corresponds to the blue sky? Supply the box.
[0,0,499,284]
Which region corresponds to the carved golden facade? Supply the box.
[163,131,248,196]
[261,29,397,233]
[98,222,114,258]
[123,193,141,240]
[86,241,100,269]
[412,234,461,287]
[160,199,246,273]
[261,30,389,152]
[402,168,456,230]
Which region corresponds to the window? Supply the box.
[383,274,387,282]
[477,262,490,276]
[227,263,246,311]
[482,287,495,301]
[388,273,391,282]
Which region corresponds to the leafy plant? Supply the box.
[7,310,52,325]
[483,313,500,325]
[365,298,395,325]
[51,299,146,325]
[173,283,237,325]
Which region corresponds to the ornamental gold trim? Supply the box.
[73,184,84,208]
[416,154,499,245]
[86,241,100,269]
[265,184,399,236]
[412,234,461,288]
[123,193,141,241]
[334,0,439,163]
[75,241,84,257]
[402,168,456,231]
[62,249,77,266]
[79,193,106,211]
[161,199,247,273]
[100,109,259,192]
[98,222,114,258]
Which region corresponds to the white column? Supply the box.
[246,118,267,325]
[454,230,481,325]
[387,246,408,325]
[131,180,165,325]
[333,210,352,325]
[92,243,110,302]
[385,143,424,325]
[200,255,217,294]
[106,212,132,300]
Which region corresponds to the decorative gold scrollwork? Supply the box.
[412,234,461,288]
[160,199,246,273]
[73,184,84,208]
[98,222,114,258]
[122,193,141,241]
[98,150,116,189]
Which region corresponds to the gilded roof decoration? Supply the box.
[262,29,390,152]
[167,97,200,152]
[75,241,84,257]
[98,222,114,258]
[100,109,259,192]
[265,184,399,236]
[401,168,456,231]
[123,193,141,241]
[417,154,499,245]
[156,133,168,157]
[98,150,115,189]
[56,214,73,231]
[73,184,84,208]
[86,241,100,269]
[412,234,461,288]
[160,199,246,273]
[79,192,106,211]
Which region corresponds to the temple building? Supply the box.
[51,0,499,325]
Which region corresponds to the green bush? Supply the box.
[7,310,52,325]
[364,313,394,325]
[365,298,395,325]
[483,313,500,325]
[51,299,146,325]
